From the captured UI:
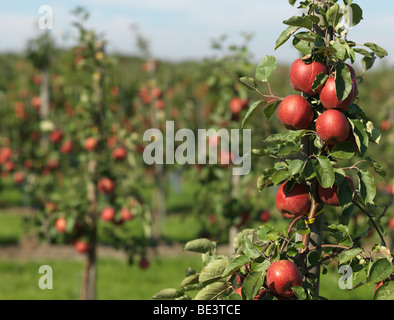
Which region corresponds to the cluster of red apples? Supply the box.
[275,58,357,219]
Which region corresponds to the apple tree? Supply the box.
[153,0,393,300]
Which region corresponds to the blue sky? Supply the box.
[1,0,393,65]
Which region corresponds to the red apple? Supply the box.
[120,208,135,222]
[380,119,391,131]
[84,137,98,151]
[111,147,127,161]
[100,207,116,222]
[388,217,394,231]
[319,77,355,111]
[275,182,311,219]
[60,140,73,154]
[278,95,314,130]
[259,210,271,223]
[316,109,350,145]
[13,171,24,184]
[151,87,162,99]
[318,175,354,207]
[74,239,89,254]
[45,202,57,213]
[229,97,248,114]
[154,99,165,110]
[289,59,328,96]
[55,217,67,233]
[139,258,150,269]
[50,130,63,143]
[0,147,12,164]
[97,177,116,195]
[266,260,303,298]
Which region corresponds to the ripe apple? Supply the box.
[120,208,135,222]
[259,210,270,223]
[13,171,24,184]
[278,95,314,130]
[388,217,394,231]
[219,150,233,167]
[31,96,41,110]
[45,202,57,213]
[139,258,150,269]
[60,140,73,154]
[50,129,63,143]
[319,77,355,111]
[316,109,350,145]
[151,87,162,99]
[84,137,98,151]
[100,207,116,222]
[229,97,248,114]
[266,260,303,298]
[154,99,165,110]
[97,177,116,195]
[318,175,354,207]
[380,119,391,131]
[275,182,311,219]
[74,239,89,254]
[289,59,328,95]
[0,147,12,164]
[55,217,67,233]
[111,147,127,161]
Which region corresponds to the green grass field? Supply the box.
[0,207,376,300]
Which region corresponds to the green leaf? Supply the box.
[242,271,266,300]
[358,170,376,205]
[242,100,265,128]
[199,259,229,285]
[255,55,277,82]
[331,40,347,60]
[275,26,299,50]
[364,42,388,59]
[326,4,341,28]
[283,16,314,30]
[369,259,394,283]
[237,77,258,91]
[272,170,290,186]
[183,238,215,253]
[349,119,369,156]
[335,61,353,101]
[194,280,230,300]
[264,130,307,144]
[361,53,376,72]
[241,236,261,260]
[180,274,200,287]
[288,0,297,6]
[330,141,355,159]
[365,157,386,177]
[152,288,181,300]
[222,255,251,277]
[339,247,363,264]
[257,169,275,192]
[263,100,281,120]
[292,286,307,300]
[337,177,354,207]
[348,3,363,27]
[288,159,304,176]
[257,224,280,242]
[311,72,329,91]
[374,281,394,300]
[313,156,335,188]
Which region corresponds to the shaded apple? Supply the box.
[275,182,311,219]
[318,175,354,207]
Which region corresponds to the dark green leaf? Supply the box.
[358,169,376,205]
[194,281,230,300]
[275,26,299,50]
[222,255,251,277]
[349,119,369,156]
[337,177,354,207]
[242,271,266,300]
[364,42,388,59]
[361,53,376,72]
[199,259,229,285]
[369,259,394,283]
[242,100,265,128]
[330,141,355,159]
[292,286,307,300]
[374,281,394,300]
[365,157,386,177]
[264,130,307,144]
[335,61,353,101]
[152,288,182,300]
[272,170,290,186]
[339,248,363,264]
[326,4,342,28]
[288,159,304,176]
[255,55,277,82]
[257,169,275,192]
[283,16,314,30]
[347,3,363,27]
[263,100,281,120]
[313,156,335,188]
[241,236,261,260]
[237,77,258,91]
[183,238,215,253]
[311,72,329,91]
